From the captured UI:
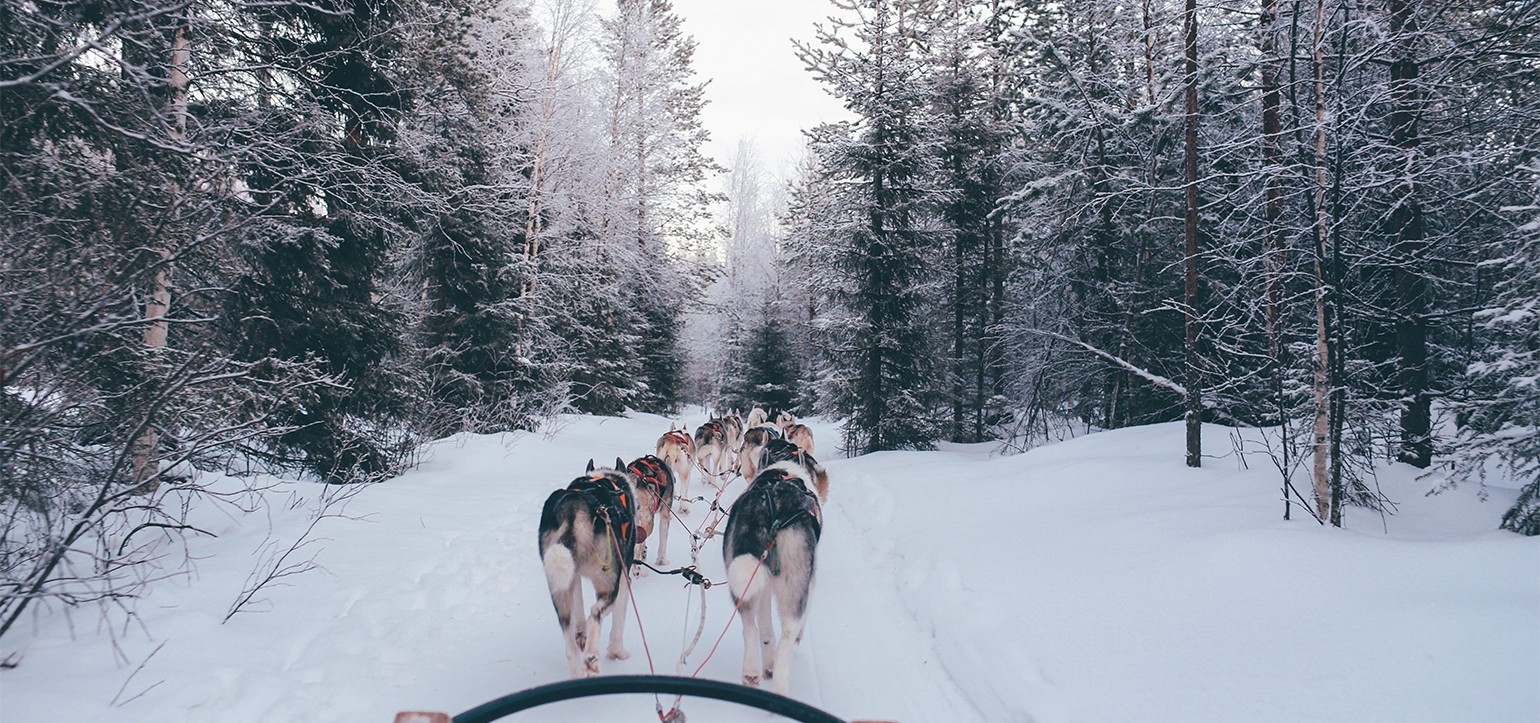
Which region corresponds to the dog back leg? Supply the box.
[604,575,632,662]
[737,593,769,687]
[771,602,803,696]
[543,542,588,678]
[675,458,692,515]
[769,527,816,696]
[655,491,672,567]
[675,458,693,514]
[560,578,587,677]
[756,589,777,678]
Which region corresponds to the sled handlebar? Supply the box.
[396,674,853,723]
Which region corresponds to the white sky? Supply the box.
[670,0,851,179]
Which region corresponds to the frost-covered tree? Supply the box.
[1457,165,1540,534]
[926,0,1018,443]
[998,0,1193,436]
[397,0,549,436]
[798,0,945,453]
[219,0,428,482]
[593,0,719,414]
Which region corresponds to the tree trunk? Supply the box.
[1261,0,1291,517]
[131,23,190,495]
[1183,0,1202,468]
[1388,0,1431,468]
[1309,0,1337,525]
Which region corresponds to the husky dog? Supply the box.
[538,459,638,677]
[774,411,796,432]
[723,460,823,695]
[745,406,769,429]
[693,419,730,491]
[720,410,745,454]
[759,438,829,504]
[737,424,783,483]
[626,454,676,569]
[656,425,695,512]
[783,421,815,456]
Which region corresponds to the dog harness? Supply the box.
[627,455,671,501]
[749,467,822,576]
[697,420,724,442]
[661,429,694,451]
[566,473,636,551]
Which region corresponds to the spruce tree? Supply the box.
[799,0,944,453]
[222,0,424,481]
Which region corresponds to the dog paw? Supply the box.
[656,556,669,567]
[607,647,631,661]
[742,674,760,687]
[584,656,600,675]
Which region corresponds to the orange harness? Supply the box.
[570,473,635,547]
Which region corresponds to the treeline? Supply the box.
[773,0,1539,532]
[0,0,715,636]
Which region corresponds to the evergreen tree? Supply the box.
[926,0,1017,442]
[1458,164,1540,534]
[222,0,425,482]
[398,0,543,435]
[734,313,799,416]
[799,0,944,453]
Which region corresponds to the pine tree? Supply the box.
[399,0,542,436]
[221,0,427,481]
[737,313,800,415]
[927,0,1016,443]
[1457,163,1540,534]
[799,0,944,453]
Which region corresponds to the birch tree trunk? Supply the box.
[1309,0,1337,524]
[131,22,189,494]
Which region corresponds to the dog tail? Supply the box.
[544,543,576,592]
[727,553,770,604]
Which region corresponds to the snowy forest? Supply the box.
[3,0,1539,646]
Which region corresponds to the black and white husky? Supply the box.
[538,459,638,677]
[722,460,823,695]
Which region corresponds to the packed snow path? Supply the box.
[3,414,1536,722]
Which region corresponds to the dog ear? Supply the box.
[586,458,595,473]
[616,456,626,471]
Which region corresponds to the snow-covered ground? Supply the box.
[3,414,1536,722]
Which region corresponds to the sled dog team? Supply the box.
[536,408,828,696]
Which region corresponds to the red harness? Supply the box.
[627,456,671,502]
[661,429,694,452]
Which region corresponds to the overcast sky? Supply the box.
[669,0,851,180]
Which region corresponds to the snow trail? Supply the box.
[2,414,1535,723]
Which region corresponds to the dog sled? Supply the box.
[392,673,854,723]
